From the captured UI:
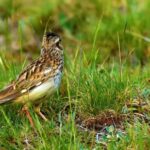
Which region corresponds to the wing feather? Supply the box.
[0,52,57,104]
[0,85,21,104]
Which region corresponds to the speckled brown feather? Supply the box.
[0,32,63,104]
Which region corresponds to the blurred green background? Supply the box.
[0,0,150,66]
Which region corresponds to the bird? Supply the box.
[0,32,64,126]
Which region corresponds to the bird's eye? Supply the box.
[54,37,60,43]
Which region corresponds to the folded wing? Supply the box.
[0,84,21,104]
[0,51,56,105]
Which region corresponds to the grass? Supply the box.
[0,0,150,149]
[0,50,150,149]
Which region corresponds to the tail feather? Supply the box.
[0,85,20,104]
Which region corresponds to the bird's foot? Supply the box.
[34,107,48,121]
[21,105,34,128]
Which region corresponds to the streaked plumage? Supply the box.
[0,32,64,123]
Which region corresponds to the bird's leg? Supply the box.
[22,105,34,128]
[34,106,48,121]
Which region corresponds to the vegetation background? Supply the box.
[0,0,150,149]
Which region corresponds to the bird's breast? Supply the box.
[54,71,62,88]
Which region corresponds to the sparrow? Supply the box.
[0,32,64,126]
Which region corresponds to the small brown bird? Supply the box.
[0,32,64,126]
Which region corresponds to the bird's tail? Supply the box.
[0,85,19,104]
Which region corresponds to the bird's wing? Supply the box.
[15,57,57,89]
[0,84,20,104]
[0,56,57,104]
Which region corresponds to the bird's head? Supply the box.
[42,32,63,51]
